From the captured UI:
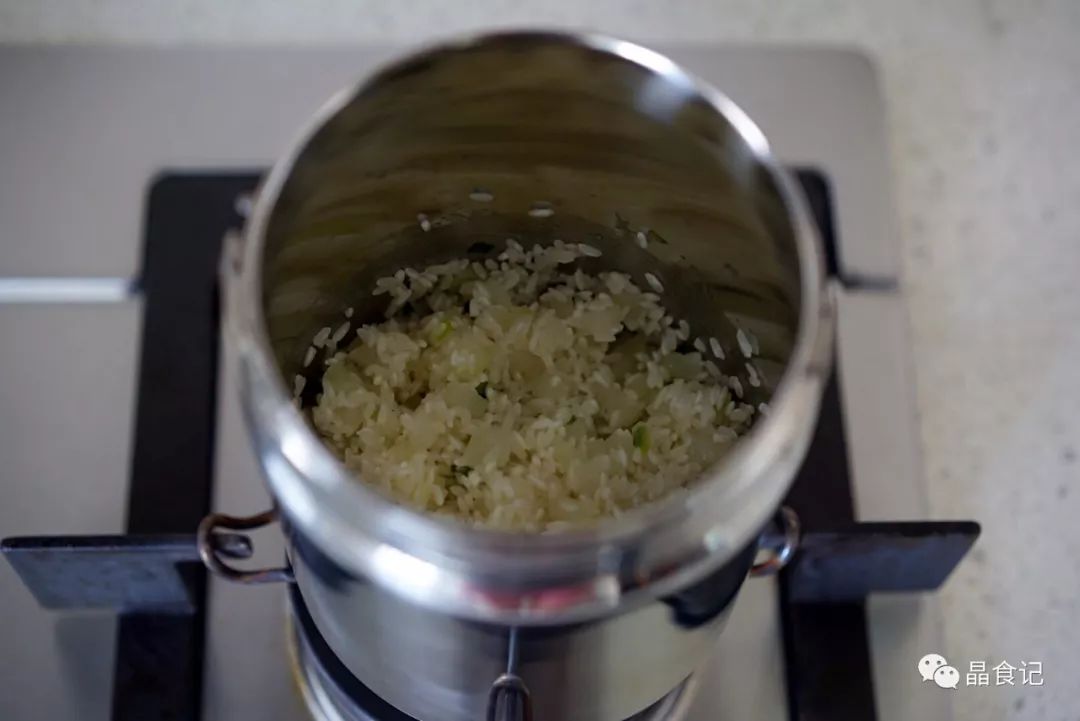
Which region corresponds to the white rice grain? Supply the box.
[709,337,726,360]
[660,329,678,354]
[312,326,332,348]
[746,363,761,387]
[417,213,432,232]
[331,322,351,346]
[303,346,317,367]
[644,273,664,293]
[736,328,754,358]
[469,189,495,202]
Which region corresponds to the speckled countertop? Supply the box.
[2,2,1078,719]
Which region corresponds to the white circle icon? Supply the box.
[918,653,948,681]
[934,665,960,689]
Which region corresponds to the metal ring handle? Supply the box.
[486,674,533,721]
[486,628,533,721]
[197,508,294,584]
[750,506,801,577]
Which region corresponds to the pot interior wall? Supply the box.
[259,36,802,417]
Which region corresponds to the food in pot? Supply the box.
[307,240,756,531]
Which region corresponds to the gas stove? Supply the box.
[0,45,975,721]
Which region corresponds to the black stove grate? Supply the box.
[115,173,259,721]
[1,169,978,721]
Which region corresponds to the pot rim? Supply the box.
[231,29,833,625]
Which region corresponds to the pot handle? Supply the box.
[750,506,801,577]
[197,508,294,584]
[486,628,533,721]
[661,506,800,629]
[486,674,533,721]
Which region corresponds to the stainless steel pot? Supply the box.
[201,31,832,721]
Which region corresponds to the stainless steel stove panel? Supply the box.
[0,45,897,281]
[0,303,140,721]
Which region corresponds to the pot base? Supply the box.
[286,586,698,721]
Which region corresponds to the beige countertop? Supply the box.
[2,2,1077,719]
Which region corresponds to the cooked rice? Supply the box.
[312,326,332,348]
[676,319,690,341]
[331,321,351,346]
[736,328,754,358]
[709,336,726,360]
[644,272,664,293]
[746,363,761,388]
[311,240,755,531]
[528,204,555,218]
